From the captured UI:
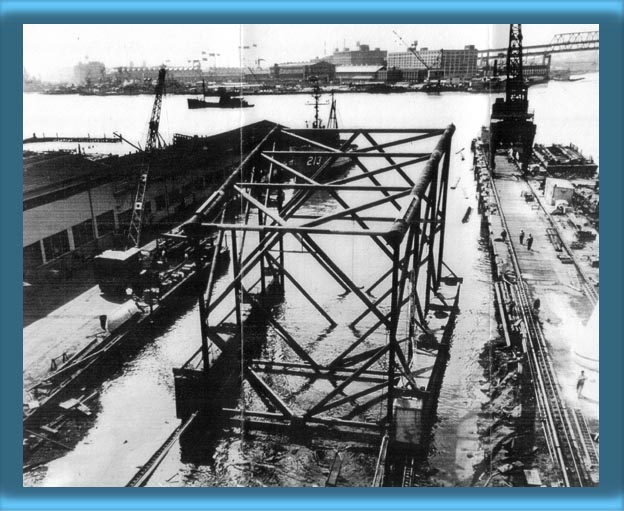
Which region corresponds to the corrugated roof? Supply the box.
[23,153,113,195]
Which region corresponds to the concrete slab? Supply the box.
[23,284,130,393]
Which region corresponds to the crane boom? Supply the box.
[145,67,167,152]
[392,30,432,80]
[127,66,166,248]
[504,24,528,112]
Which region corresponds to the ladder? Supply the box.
[127,165,149,248]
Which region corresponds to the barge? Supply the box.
[532,143,598,177]
[471,135,599,486]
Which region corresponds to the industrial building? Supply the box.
[73,61,106,85]
[112,66,247,85]
[271,61,335,83]
[23,151,208,279]
[334,65,384,83]
[322,43,387,66]
[22,121,274,281]
[387,45,479,80]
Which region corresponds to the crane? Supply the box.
[93,66,168,296]
[392,30,433,82]
[126,66,166,248]
[489,24,536,172]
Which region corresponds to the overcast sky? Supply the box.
[24,24,598,81]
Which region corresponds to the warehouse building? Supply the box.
[322,43,387,66]
[272,61,335,83]
[387,44,478,80]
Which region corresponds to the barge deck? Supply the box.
[474,142,598,486]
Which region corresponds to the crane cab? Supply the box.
[94,247,143,295]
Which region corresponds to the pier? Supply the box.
[474,144,598,486]
[23,135,121,144]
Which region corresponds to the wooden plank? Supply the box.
[325,452,344,487]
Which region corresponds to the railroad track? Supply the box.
[401,456,415,486]
[525,180,598,306]
[125,411,198,487]
[487,165,596,487]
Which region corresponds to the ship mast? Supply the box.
[327,91,338,130]
[310,77,323,129]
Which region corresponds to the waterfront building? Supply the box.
[242,68,273,83]
[334,65,384,83]
[376,67,404,83]
[387,44,478,80]
[22,121,274,280]
[23,151,210,279]
[73,61,106,85]
[112,66,247,85]
[323,43,387,66]
[271,61,335,83]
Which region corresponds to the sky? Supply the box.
[23,24,598,82]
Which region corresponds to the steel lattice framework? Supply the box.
[505,24,527,107]
[177,124,459,442]
[548,31,599,52]
[478,30,599,66]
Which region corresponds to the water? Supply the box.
[23,74,598,486]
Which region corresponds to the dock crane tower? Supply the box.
[392,31,434,82]
[93,66,167,296]
[489,24,536,172]
[126,66,167,248]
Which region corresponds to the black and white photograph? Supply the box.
[22,24,599,487]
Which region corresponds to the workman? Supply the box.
[576,371,587,398]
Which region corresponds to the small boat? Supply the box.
[187,83,253,109]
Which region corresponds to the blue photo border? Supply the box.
[1,1,622,509]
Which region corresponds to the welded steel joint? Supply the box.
[383,124,455,248]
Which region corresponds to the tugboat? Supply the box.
[286,77,355,179]
[187,83,254,109]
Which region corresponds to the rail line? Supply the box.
[525,179,598,306]
[487,162,596,487]
[125,411,198,487]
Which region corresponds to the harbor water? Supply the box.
[23,74,598,486]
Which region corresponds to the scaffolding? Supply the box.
[174,123,459,467]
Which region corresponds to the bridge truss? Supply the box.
[478,30,599,67]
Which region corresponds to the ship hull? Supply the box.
[187,98,253,109]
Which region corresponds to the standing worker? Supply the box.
[576,370,587,398]
[519,230,525,245]
[526,234,534,251]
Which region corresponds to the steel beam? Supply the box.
[179,124,456,452]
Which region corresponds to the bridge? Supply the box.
[478,31,599,67]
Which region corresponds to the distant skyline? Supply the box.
[24,24,598,82]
